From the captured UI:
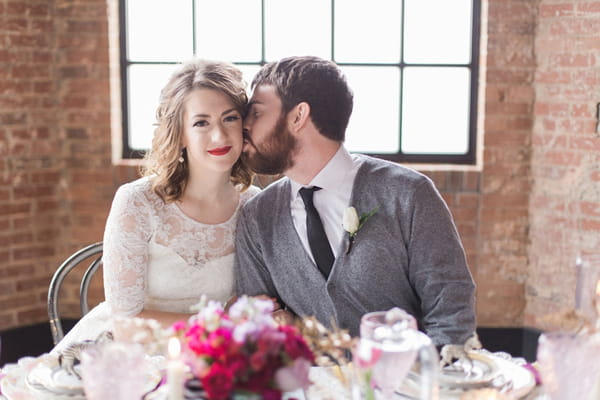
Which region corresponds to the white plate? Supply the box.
[438,351,500,389]
[398,351,536,399]
[1,354,164,400]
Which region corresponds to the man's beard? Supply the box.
[242,113,297,175]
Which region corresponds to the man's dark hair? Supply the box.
[252,56,353,142]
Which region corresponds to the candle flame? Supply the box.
[168,337,181,358]
[596,280,600,296]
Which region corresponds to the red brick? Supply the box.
[581,202,600,217]
[571,136,600,151]
[13,245,55,260]
[5,18,28,31]
[66,20,107,34]
[6,2,25,15]
[17,308,48,326]
[577,2,600,13]
[0,294,38,310]
[0,203,31,216]
[581,218,600,231]
[7,33,49,47]
[539,3,575,18]
[11,64,51,79]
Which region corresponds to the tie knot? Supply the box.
[299,186,321,207]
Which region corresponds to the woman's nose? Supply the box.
[212,123,226,140]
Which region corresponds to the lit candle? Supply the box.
[575,255,583,310]
[167,337,186,400]
[595,280,600,323]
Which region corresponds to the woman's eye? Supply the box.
[193,120,208,128]
[224,115,240,123]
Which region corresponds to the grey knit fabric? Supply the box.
[234,155,476,346]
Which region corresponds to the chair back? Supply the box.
[48,242,103,345]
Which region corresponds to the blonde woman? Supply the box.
[53,59,259,351]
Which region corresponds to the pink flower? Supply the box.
[171,320,187,332]
[280,325,314,361]
[201,363,234,400]
[172,295,315,400]
[354,340,382,369]
[274,357,312,391]
[261,388,283,400]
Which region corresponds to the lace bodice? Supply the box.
[102,176,259,315]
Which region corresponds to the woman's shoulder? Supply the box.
[238,184,261,203]
[113,176,161,207]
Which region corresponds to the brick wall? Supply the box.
[476,1,538,326]
[526,0,600,328]
[0,0,119,328]
[1,0,595,335]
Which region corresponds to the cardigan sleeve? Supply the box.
[234,205,280,299]
[407,178,477,346]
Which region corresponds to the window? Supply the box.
[120,0,480,164]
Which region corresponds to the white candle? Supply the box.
[575,255,583,309]
[167,337,186,400]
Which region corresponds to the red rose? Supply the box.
[261,388,283,400]
[280,326,314,361]
[202,363,234,400]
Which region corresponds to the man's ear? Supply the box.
[288,102,311,132]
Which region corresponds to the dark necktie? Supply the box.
[299,187,334,278]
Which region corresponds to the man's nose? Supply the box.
[242,116,252,132]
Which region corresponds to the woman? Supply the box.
[53,59,259,352]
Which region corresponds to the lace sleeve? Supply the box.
[102,182,153,316]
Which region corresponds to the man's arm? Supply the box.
[234,205,280,299]
[408,178,477,346]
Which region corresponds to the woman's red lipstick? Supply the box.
[208,146,232,156]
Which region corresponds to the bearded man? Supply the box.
[234,56,476,346]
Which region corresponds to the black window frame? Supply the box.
[119,0,481,164]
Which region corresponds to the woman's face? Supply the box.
[181,88,243,176]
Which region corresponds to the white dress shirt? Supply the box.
[290,146,363,261]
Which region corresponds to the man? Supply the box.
[234,56,476,346]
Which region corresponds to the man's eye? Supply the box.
[193,120,208,127]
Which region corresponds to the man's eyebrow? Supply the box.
[247,100,264,107]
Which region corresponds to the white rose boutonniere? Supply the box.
[343,206,378,254]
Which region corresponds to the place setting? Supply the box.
[0,331,165,400]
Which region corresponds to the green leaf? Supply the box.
[358,207,379,230]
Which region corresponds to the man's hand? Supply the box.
[273,309,295,325]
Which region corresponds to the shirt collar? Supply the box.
[290,145,353,197]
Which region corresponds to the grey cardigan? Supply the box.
[234,155,476,346]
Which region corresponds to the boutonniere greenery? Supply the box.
[342,206,378,254]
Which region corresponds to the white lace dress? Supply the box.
[52,176,260,352]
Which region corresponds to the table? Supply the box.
[0,351,546,400]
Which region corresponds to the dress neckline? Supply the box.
[171,188,244,226]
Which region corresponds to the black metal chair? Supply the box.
[47,242,103,345]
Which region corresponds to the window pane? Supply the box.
[404,0,472,64]
[334,0,402,63]
[401,67,470,154]
[342,66,400,154]
[126,0,193,62]
[195,0,262,62]
[236,64,262,92]
[264,0,331,60]
[128,64,180,150]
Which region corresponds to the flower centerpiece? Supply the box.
[171,296,314,400]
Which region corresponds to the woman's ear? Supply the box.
[289,102,311,132]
